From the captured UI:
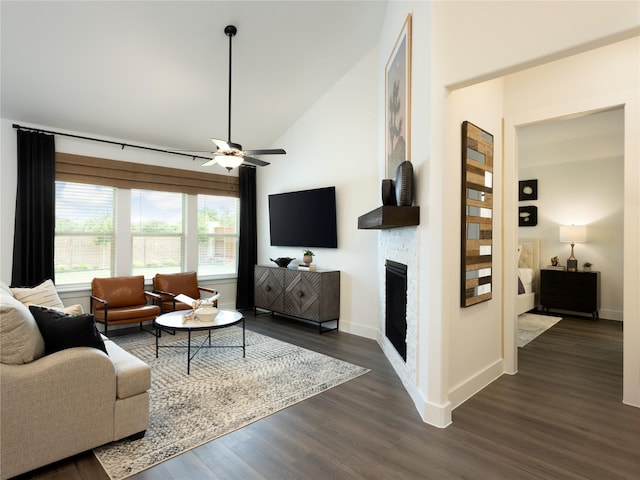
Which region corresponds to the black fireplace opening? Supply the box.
[385,260,407,361]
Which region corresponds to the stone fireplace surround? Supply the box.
[379,227,418,398]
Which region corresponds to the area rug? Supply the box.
[517,312,562,347]
[93,328,369,480]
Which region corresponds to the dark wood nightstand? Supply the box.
[540,269,600,319]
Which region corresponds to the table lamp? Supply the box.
[559,224,587,272]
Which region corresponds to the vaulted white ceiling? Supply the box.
[1,1,387,154]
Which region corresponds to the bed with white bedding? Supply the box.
[517,239,539,315]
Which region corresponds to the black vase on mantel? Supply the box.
[394,161,414,206]
[381,179,396,206]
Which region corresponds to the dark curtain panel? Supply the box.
[235,165,257,309]
[11,130,56,287]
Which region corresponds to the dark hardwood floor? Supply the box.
[15,312,640,479]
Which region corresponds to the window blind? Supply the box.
[55,152,239,197]
[54,182,116,283]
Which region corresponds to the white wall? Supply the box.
[434,0,640,88]
[256,47,380,339]
[445,79,505,409]
[519,154,625,321]
[502,37,640,406]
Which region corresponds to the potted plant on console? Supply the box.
[302,249,314,266]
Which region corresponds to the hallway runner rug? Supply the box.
[517,313,562,347]
[93,327,369,479]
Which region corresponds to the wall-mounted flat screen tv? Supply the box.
[268,186,338,248]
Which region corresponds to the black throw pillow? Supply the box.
[517,275,526,295]
[29,305,108,356]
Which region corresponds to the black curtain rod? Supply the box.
[12,123,213,162]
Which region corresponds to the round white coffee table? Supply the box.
[154,309,245,374]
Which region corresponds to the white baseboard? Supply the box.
[412,390,452,428]
[448,359,504,410]
[599,308,623,321]
[339,320,377,339]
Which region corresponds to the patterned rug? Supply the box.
[518,312,562,347]
[93,327,369,479]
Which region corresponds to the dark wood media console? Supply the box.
[254,265,340,333]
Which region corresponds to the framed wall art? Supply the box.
[519,179,538,201]
[461,121,494,307]
[519,206,538,226]
[385,13,412,179]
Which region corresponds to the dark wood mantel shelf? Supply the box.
[357,206,420,230]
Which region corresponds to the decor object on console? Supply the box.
[583,262,592,272]
[254,265,340,333]
[559,224,587,272]
[461,121,494,307]
[302,249,314,266]
[0,289,150,480]
[385,13,412,179]
[270,257,295,268]
[394,160,414,206]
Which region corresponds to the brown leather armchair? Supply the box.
[91,275,161,335]
[152,272,219,313]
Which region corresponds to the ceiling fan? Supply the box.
[202,25,286,171]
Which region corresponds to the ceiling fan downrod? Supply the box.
[224,25,237,146]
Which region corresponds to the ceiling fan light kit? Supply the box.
[215,155,244,170]
[204,25,286,171]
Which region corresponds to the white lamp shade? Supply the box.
[559,225,587,243]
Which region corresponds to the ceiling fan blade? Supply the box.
[211,138,231,151]
[243,156,270,167]
[244,148,286,156]
[201,158,217,167]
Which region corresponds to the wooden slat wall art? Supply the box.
[461,121,494,307]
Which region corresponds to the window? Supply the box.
[197,195,239,276]
[54,154,240,287]
[131,190,185,278]
[54,182,115,285]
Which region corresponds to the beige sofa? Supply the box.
[0,288,151,479]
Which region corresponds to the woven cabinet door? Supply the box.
[254,266,285,312]
[283,269,321,321]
